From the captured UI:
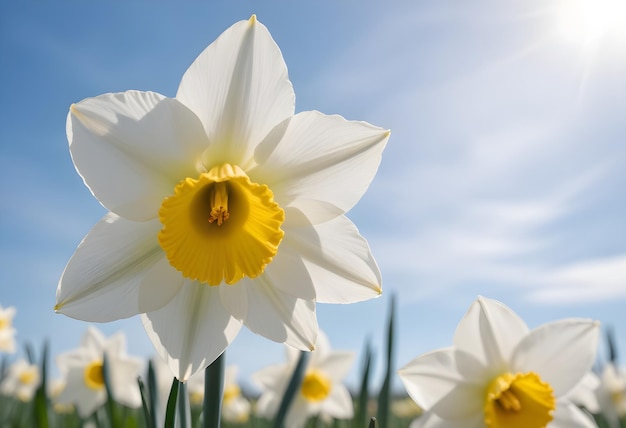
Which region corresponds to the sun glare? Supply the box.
[557,0,626,46]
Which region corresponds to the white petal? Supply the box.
[550,400,598,428]
[318,351,355,381]
[177,17,294,166]
[398,348,466,410]
[266,236,316,301]
[283,210,382,303]
[238,275,318,351]
[409,410,484,428]
[141,281,243,381]
[321,384,354,419]
[108,355,143,408]
[251,363,288,391]
[429,382,484,421]
[56,214,180,322]
[453,296,529,373]
[511,319,600,397]
[251,110,389,222]
[68,91,209,221]
[255,390,281,417]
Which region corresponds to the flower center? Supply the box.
[301,370,332,402]
[18,367,37,385]
[158,163,284,286]
[84,360,105,390]
[484,372,555,428]
[0,317,10,330]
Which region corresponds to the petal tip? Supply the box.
[249,14,257,25]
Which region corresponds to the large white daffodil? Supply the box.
[253,331,355,427]
[398,296,600,428]
[55,16,389,381]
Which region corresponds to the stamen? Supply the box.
[208,182,229,226]
[498,389,522,411]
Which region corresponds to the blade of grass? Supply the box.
[102,352,120,427]
[353,339,373,428]
[33,340,49,428]
[164,378,180,428]
[138,377,154,428]
[607,325,618,364]
[203,352,225,428]
[147,359,160,428]
[376,294,396,428]
[273,351,310,428]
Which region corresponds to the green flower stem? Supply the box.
[204,351,225,428]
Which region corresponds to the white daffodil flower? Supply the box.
[595,363,626,428]
[253,331,355,427]
[0,359,39,401]
[55,15,389,382]
[0,305,17,353]
[398,296,600,428]
[55,326,143,418]
[222,365,251,423]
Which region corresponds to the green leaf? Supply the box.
[368,417,378,428]
[33,340,50,428]
[376,294,396,428]
[147,359,160,428]
[138,376,154,428]
[353,339,373,428]
[102,352,121,427]
[273,351,310,428]
[165,378,180,428]
[203,352,225,428]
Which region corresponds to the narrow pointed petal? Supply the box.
[56,214,180,322]
[453,296,529,372]
[318,352,355,380]
[141,281,243,381]
[68,91,209,221]
[398,348,465,410]
[238,274,318,351]
[322,385,354,418]
[511,319,600,397]
[177,17,295,166]
[283,210,382,303]
[550,400,598,428]
[251,110,390,222]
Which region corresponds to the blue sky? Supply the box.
[1,0,625,393]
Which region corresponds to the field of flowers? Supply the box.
[1,298,625,428]
[1,13,626,428]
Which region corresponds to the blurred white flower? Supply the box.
[563,371,601,414]
[399,296,600,428]
[55,15,389,382]
[0,359,39,401]
[55,326,143,417]
[0,305,17,353]
[596,363,626,428]
[253,331,355,427]
[222,365,251,423]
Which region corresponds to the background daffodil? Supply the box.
[55,327,142,418]
[253,331,355,427]
[55,16,389,381]
[0,359,40,402]
[399,296,600,428]
[0,305,17,354]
